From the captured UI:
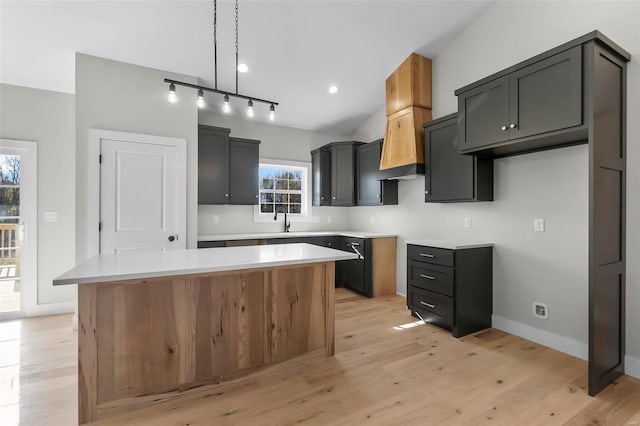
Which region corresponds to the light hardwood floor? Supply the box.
[2,289,640,425]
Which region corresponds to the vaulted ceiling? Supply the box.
[1,0,492,134]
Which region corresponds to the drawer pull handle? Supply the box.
[420,253,435,258]
[420,274,435,280]
[420,301,436,309]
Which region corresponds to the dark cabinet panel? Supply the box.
[457,46,585,156]
[424,114,493,203]
[198,126,231,204]
[458,76,510,152]
[198,126,260,205]
[509,46,582,140]
[356,140,398,206]
[330,143,359,206]
[311,148,331,206]
[229,137,260,205]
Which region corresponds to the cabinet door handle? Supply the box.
[420,301,436,309]
[419,253,435,258]
[332,196,336,200]
[225,193,229,197]
[501,125,508,131]
[510,123,517,129]
[420,274,435,280]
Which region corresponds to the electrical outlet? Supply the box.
[370,216,375,224]
[534,218,545,232]
[213,214,220,224]
[43,211,58,222]
[463,217,472,229]
[327,215,332,224]
[533,302,549,319]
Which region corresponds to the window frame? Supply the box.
[253,158,318,223]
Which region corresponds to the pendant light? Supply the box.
[164,0,278,120]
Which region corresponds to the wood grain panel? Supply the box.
[78,262,335,423]
[386,53,432,115]
[266,264,328,361]
[372,237,397,296]
[78,284,98,425]
[380,106,432,170]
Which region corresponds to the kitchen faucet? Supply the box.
[274,208,291,233]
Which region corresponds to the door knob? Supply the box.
[168,235,177,242]
[501,125,508,131]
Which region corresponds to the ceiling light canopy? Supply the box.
[165,0,278,120]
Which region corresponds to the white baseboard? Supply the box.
[492,315,588,361]
[492,315,640,379]
[625,355,640,379]
[25,301,75,317]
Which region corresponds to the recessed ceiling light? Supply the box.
[238,63,249,73]
[328,85,339,94]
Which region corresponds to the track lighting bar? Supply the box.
[163,78,278,106]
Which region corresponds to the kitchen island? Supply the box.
[53,243,357,424]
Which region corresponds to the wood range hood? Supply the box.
[379,53,432,180]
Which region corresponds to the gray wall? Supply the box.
[350,1,640,360]
[197,112,351,235]
[75,54,199,260]
[0,84,76,305]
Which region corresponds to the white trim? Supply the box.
[625,355,640,379]
[253,158,320,224]
[87,129,187,259]
[0,139,37,318]
[492,315,588,361]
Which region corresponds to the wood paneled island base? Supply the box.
[77,261,335,424]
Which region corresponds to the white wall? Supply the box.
[0,84,76,308]
[348,1,640,362]
[197,112,351,235]
[75,54,199,260]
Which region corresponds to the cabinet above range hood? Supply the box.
[378,53,433,180]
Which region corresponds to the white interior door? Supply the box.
[100,137,185,254]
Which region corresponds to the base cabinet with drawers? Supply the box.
[406,243,493,338]
[198,235,396,298]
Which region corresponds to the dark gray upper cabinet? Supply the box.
[458,76,510,152]
[198,125,260,205]
[424,114,493,203]
[198,125,231,204]
[314,141,362,206]
[330,142,360,206]
[311,147,331,206]
[356,140,398,206]
[229,137,260,205]
[457,45,584,156]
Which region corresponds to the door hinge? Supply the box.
[99,154,102,164]
[98,222,102,232]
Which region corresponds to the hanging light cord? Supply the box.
[213,0,218,90]
[235,0,239,95]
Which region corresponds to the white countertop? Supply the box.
[53,243,359,286]
[198,231,397,241]
[405,239,494,250]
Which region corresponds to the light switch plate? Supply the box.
[43,211,58,222]
[369,216,375,224]
[213,214,220,224]
[534,218,545,232]
[327,216,332,224]
[463,217,472,229]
